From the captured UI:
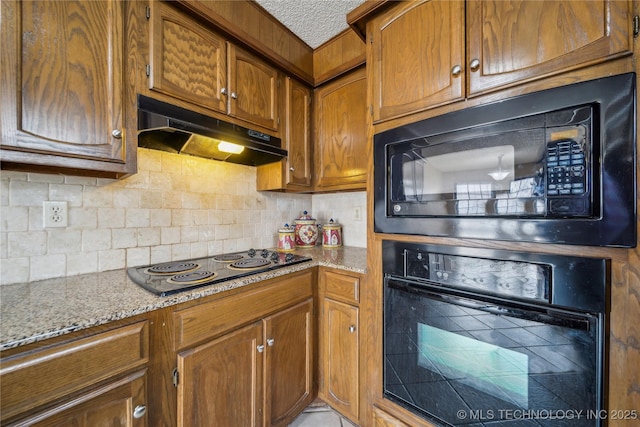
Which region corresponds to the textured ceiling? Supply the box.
[254,0,366,49]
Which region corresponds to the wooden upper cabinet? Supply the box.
[284,78,313,188]
[369,0,465,122]
[257,77,312,192]
[0,0,134,177]
[314,67,368,191]
[147,1,280,132]
[467,0,633,95]
[367,0,632,123]
[228,44,281,131]
[149,0,227,113]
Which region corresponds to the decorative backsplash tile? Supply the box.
[0,149,366,285]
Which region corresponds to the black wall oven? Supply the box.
[374,73,636,247]
[383,241,609,427]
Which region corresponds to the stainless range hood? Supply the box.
[137,95,286,166]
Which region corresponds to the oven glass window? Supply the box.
[384,280,602,426]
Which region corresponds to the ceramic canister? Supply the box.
[277,224,296,252]
[294,211,318,248]
[322,218,342,247]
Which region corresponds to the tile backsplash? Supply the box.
[0,149,366,285]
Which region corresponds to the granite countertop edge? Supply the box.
[0,246,366,351]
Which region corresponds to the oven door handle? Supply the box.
[386,277,594,331]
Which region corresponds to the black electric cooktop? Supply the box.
[127,249,312,296]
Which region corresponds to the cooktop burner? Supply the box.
[228,258,271,270]
[167,270,217,285]
[127,249,312,296]
[145,262,200,275]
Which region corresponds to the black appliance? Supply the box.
[127,249,312,296]
[374,73,636,247]
[137,95,286,166]
[383,240,609,426]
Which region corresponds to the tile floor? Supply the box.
[288,399,358,427]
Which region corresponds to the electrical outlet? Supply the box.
[43,201,68,228]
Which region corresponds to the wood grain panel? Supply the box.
[467,0,632,95]
[177,0,313,84]
[0,321,148,423]
[174,270,313,350]
[370,0,465,122]
[177,322,263,427]
[324,270,360,305]
[313,29,366,86]
[264,299,314,426]
[229,43,280,131]
[314,67,368,190]
[150,1,227,113]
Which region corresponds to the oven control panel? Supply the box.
[404,248,549,302]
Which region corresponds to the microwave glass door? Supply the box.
[388,109,591,217]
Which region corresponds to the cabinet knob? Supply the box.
[221,87,227,95]
[349,325,356,333]
[289,167,295,172]
[257,344,265,353]
[267,338,275,346]
[231,92,238,99]
[451,65,462,77]
[133,405,147,419]
[111,129,123,139]
[469,58,480,72]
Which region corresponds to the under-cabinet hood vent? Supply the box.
[137,95,286,166]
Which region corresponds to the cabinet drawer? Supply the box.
[174,270,314,350]
[324,270,359,305]
[0,321,149,422]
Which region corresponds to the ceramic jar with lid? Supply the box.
[277,224,296,252]
[294,211,318,248]
[322,218,342,247]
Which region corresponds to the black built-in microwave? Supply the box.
[374,73,637,247]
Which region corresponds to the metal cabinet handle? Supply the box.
[349,325,356,333]
[469,58,480,72]
[231,92,238,99]
[111,129,123,139]
[257,344,265,353]
[133,405,147,419]
[451,65,462,77]
[221,87,227,95]
[267,338,275,346]
[289,167,295,172]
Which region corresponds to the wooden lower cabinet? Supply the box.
[0,321,149,426]
[22,371,147,427]
[318,269,361,423]
[176,298,314,427]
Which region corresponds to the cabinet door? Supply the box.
[228,44,280,131]
[1,0,131,175]
[322,298,359,421]
[19,371,147,427]
[177,322,263,427]
[264,299,314,427]
[285,78,312,188]
[255,77,311,192]
[467,0,632,95]
[369,0,465,122]
[314,67,368,191]
[149,1,227,113]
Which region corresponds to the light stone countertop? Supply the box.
[0,246,367,351]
